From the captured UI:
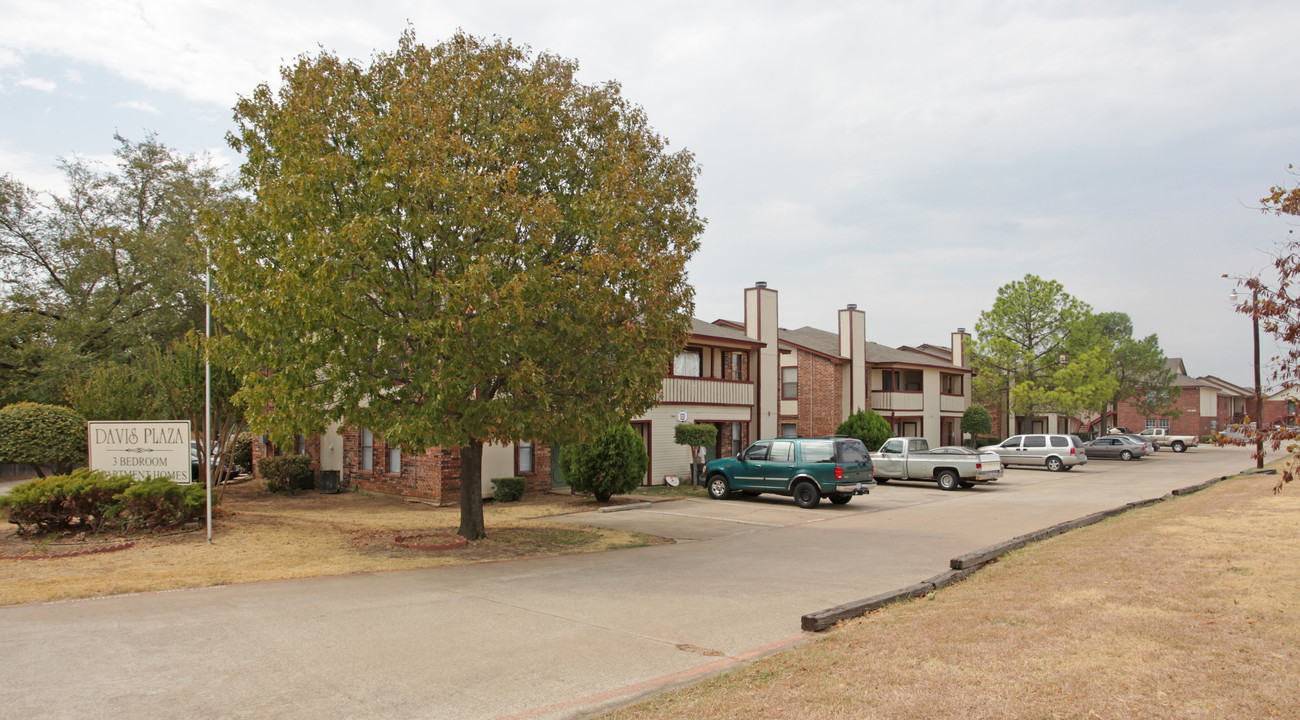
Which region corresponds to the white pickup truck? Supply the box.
[1138,428,1198,453]
[871,437,1004,491]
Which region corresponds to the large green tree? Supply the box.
[1091,312,1179,433]
[211,31,704,539]
[0,135,233,404]
[972,275,1112,434]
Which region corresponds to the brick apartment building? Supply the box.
[253,282,971,501]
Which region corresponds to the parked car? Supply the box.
[871,438,1003,491]
[1138,428,1198,453]
[1111,433,1156,453]
[979,434,1088,472]
[1084,436,1150,461]
[703,437,876,508]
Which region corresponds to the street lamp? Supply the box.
[1230,287,1265,469]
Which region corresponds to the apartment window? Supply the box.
[782,367,798,400]
[388,445,401,475]
[941,374,963,395]
[881,370,900,391]
[780,423,797,438]
[518,441,535,474]
[1145,419,1170,430]
[724,351,747,381]
[294,434,306,455]
[360,429,373,471]
[673,348,703,377]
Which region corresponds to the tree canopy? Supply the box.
[211,31,705,539]
[971,275,1180,435]
[0,135,233,406]
[972,275,1110,433]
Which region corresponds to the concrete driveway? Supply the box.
[0,446,1257,720]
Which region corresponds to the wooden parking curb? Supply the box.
[801,474,1230,632]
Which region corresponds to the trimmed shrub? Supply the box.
[836,409,893,451]
[961,406,993,438]
[0,402,88,478]
[259,455,314,494]
[561,424,649,503]
[115,479,207,531]
[0,469,207,535]
[229,433,254,473]
[491,477,526,502]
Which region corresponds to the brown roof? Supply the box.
[1197,375,1253,397]
[778,326,845,360]
[690,318,763,347]
[777,326,965,370]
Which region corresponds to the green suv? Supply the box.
[703,437,876,508]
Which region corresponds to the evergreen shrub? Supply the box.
[491,477,526,502]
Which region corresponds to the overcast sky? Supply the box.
[2,1,1296,386]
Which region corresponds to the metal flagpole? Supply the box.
[205,241,213,544]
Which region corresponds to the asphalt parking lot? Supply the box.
[0,446,1258,720]
[554,453,1168,541]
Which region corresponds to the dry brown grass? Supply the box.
[0,482,666,606]
[603,471,1300,720]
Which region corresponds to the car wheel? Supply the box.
[1046,456,1064,472]
[1120,450,1133,461]
[707,475,731,500]
[829,494,852,505]
[793,482,821,508]
[1172,441,1186,453]
[936,470,960,491]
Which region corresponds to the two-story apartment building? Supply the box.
[1079,359,1253,437]
[254,281,972,500]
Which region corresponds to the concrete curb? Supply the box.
[800,474,1229,632]
[600,502,653,513]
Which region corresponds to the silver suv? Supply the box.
[980,434,1087,472]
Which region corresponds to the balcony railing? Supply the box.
[871,390,924,412]
[662,377,754,406]
[940,394,966,413]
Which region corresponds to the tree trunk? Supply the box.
[458,439,486,541]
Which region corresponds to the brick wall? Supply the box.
[796,350,844,438]
[1112,387,1220,436]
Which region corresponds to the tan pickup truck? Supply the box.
[871,437,1004,491]
[1137,428,1198,453]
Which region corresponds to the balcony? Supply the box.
[940,394,966,413]
[871,390,923,413]
[661,377,754,406]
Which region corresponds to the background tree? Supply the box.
[960,405,993,444]
[560,423,649,503]
[971,275,1103,434]
[1092,312,1180,434]
[211,31,704,539]
[0,402,87,478]
[836,408,892,450]
[0,135,233,404]
[63,334,246,482]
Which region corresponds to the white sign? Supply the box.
[677,411,689,423]
[88,420,193,484]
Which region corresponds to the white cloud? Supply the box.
[17,76,55,92]
[115,99,160,114]
[2,0,1298,382]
